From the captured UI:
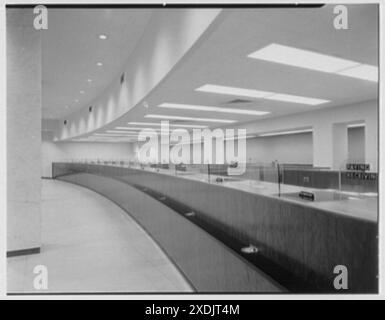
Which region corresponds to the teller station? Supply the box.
[52,158,378,293]
[29,5,380,294]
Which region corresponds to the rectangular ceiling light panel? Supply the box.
[258,129,313,137]
[248,43,378,82]
[196,84,329,105]
[127,122,208,128]
[338,64,378,82]
[158,103,269,116]
[196,84,272,98]
[145,114,236,123]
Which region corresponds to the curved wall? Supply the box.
[53,163,378,293]
[56,9,222,141]
[58,172,283,293]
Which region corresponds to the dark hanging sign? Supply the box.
[346,163,370,171]
[345,172,377,180]
[299,191,315,201]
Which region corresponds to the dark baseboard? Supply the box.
[41,176,53,180]
[7,247,41,258]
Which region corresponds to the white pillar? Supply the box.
[332,123,348,170]
[7,9,42,253]
[365,112,378,172]
[313,122,333,169]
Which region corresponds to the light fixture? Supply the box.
[80,90,85,94]
[127,122,208,128]
[94,133,139,137]
[266,93,328,105]
[338,64,378,82]
[347,122,366,128]
[106,130,143,134]
[87,79,92,83]
[145,114,236,123]
[158,103,269,116]
[96,62,103,67]
[196,84,329,105]
[94,132,138,136]
[224,134,256,141]
[99,34,107,40]
[196,84,271,99]
[258,128,313,137]
[114,127,169,132]
[248,43,378,82]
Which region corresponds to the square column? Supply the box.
[7,9,42,254]
[313,122,349,170]
[332,123,348,170]
[313,122,333,169]
[365,113,378,172]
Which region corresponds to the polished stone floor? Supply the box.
[7,179,192,293]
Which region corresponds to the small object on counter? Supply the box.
[299,191,315,201]
[229,161,238,168]
[216,177,223,183]
[241,244,259,254]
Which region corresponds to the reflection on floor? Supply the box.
[7,179,193,293]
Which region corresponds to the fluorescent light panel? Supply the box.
[115,127,155,131]
[106,130,141,134]
[196,84,271,99]
[248,43,378,82]
[259,129,313,137]
[347,123,366,128]
[145,114,236,123]
[196,84,329,105]
[113,127,171,132]
[338,64,378,82]
[127,122,208,128]
[266,93,328,105]
[248,43,358,72]
[158,103,269,116]
[94,133,139,137]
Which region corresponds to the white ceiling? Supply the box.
[91,4,378,140]
[40,5,378,141]
[42,8,153,119]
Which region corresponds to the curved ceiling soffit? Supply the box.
[56,9,223,141]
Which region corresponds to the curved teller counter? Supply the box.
[52,162,378,293]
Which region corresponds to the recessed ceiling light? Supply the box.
[196,84,329,105]
[266,93,328,105]
[113,127,171,133]
[158,103,270,116]
[248,43,359,73]
[145,114,236,123]
[87,79,92,83]
[99,34,107,40]
[347,122,366,128]
[115,127,154,131]
[96,62,103,67]
[127,122,207,128]
[80,90,85,94]
[196,84,271,99]
[258,129,313,137]
[106,130,142,134]
[248,43,378,82]
[223,134,256,142]
[94,133,139,137]
[338,64,378,82]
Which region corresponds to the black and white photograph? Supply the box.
[1,0,384,302]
